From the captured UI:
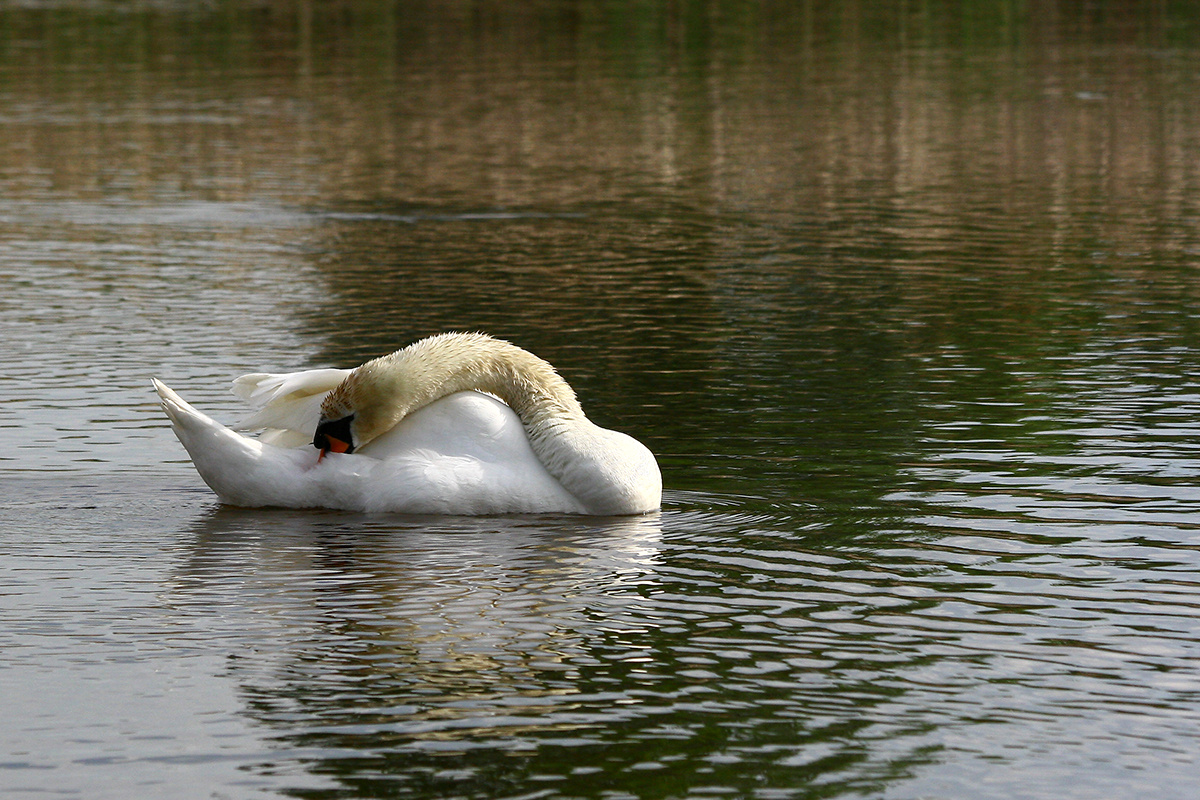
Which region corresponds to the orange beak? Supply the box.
[317,435,351,462]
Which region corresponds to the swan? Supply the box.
[153,332,662,515]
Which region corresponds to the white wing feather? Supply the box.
[231,368,351,446]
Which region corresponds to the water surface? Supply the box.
[4,3,1200,799]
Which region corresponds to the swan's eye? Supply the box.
[314,415,355,456]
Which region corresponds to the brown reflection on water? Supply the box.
[3,3,1198,215]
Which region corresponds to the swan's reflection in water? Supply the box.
[170,508,667,762]
[166,502,949,797]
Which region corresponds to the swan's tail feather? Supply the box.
[153,378,308,507]
[153,378,218,437]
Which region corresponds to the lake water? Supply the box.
[4,3,1200,798]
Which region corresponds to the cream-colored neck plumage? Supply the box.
[321,332,586,450]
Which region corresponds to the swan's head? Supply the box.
[313,359,405,457]
[313,413,355,457]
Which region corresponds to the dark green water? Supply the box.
[4,3,1200,798]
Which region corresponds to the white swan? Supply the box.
[153,332,662,515]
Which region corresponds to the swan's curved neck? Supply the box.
[360,333,586,441]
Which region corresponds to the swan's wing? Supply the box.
[231,368,351,443]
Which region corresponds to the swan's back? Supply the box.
[357,391,588,514]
